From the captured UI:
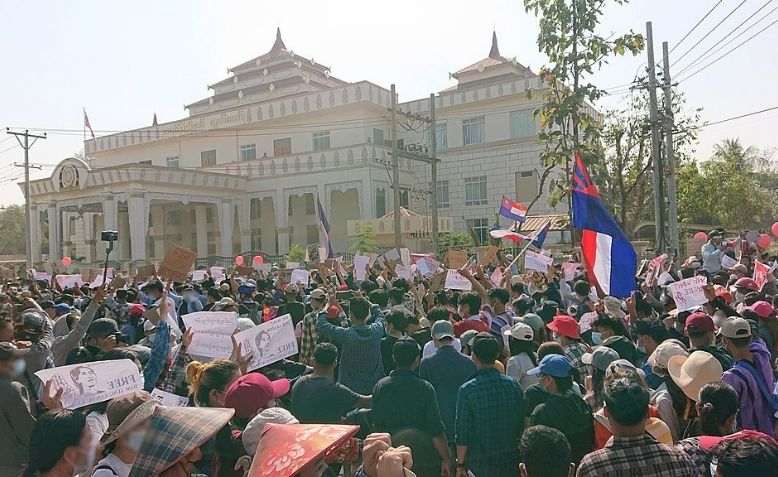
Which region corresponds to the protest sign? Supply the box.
[210,266,226,282]
[286,261,300,270]
[191,270,208,282]
[89,268,115,288]
[445,250,468,269]
[429,270,447,292]
[135,264,156,281]
[159,245,196,281]
[36,359,142,409]
[444,269,473,291]
[721,254,738,270]
[524,250,553,273]
[55,274,84,290]
[754,260,770,290]
[290,268,310,287]
[353,255,369,281]
[182,311,238,359]
[395,264,413,281]
[475,246,499,265]
[400,248,411,266]
[490,267,504,287]
[562,262,582,282]
[384,248,401,263]
[668,276,708,312]
[416,257,440,277]
[657,271,675,286]
[32,270,51,282]
[233,314,298,372]
[151,388,190,407]
[109,274,126,290]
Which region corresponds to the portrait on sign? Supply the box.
[35,359,143,409]
[234,314,298,372]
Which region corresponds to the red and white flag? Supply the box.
[83,108,96,140]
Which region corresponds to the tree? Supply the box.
[591,90,701,236]
[437,232,473,256]
[287,243,306,262]
[522,0,644,213]
[349,225,378,254]
[0,205,26,255]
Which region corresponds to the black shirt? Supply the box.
[371,369,446,437]
[380,335,400,375]
[291,375,361,424]
[529,389,594,463]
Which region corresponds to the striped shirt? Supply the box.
[577,434,700,477]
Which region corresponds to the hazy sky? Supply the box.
[1,0,776,205]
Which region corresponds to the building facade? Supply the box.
[25,29,558,268]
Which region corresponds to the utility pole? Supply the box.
[429,93,439,255]
[6,128,46,269]
[662,41,680,257]
[646,22,666,252]
[390,84,401,249]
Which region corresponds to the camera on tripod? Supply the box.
[101,230,119,242]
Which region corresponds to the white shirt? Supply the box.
[85,411,109,442]
[92,453,133,477]
[422,338,462,360]
[506,353,539,391]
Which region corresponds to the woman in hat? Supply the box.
[581,347,620,412]
[666,350,724,440]
[503,322,538,390]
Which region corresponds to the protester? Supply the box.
[666,351,724,439]
[503,322,539,390]
[519,425,573,477]
[712,433,778,477]
[684,311,734,370]
[92,391,156,477]
[547,314,591,384]
[582,346,619,411]
[23,410,94,477]
[0,341,37,475]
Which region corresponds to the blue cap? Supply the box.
[527,354,573,378]
[54,303,72,315]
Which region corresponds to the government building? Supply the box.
[25,29,562,268]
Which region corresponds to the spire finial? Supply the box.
[272,27,286,51]
[489,30,500,59]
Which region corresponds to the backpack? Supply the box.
[730,360,778,418]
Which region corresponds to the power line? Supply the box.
[696,105,778,129]
[677,17,778,83]
[673,0,749,65]
[670,0,726,53]
[676,2,778,76]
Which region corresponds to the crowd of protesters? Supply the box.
[1,227,778,476]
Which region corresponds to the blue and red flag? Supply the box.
[531,220,551,249]
[317,195,335,259]
[499,196,528,223]
[571,153,637,298]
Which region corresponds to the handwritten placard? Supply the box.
[182,311,238,359]
[151,388,189,407]
[416,257,440,277]
[89,268,114,288]
[55,274,84,290]
[668,276,708,312]
[525,250,553,273]
[36,359,142,409]
[210,266,226,283]
[353,255,369,281]
[446,250,468,269]
[395,264,413,281]
[290,269,310,287]
[191,270,208,282]
[444,269,473,291]
[384,248,401,263]
[562,262,582,282]
[233,314,298,372]
[159,245,196,282]
[721,254,738,270]
[32,271,51,282]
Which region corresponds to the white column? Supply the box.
[217,200,234,258]
[274,191,289,255]
[102,195,118,231]
[361,179,374,219]
[47,204,60,263]
[194,205,208,258]
[81,213,95,263]
[30,205,41,264]
[127,193,149,263]
[117,207,130,261]
[236,198,251,253]
[151,205,165,259]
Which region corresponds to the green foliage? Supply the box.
[437,232,473,255]
[349,225,378,254]
[0,205,26,255]
[287,243,307,262]
[522,0,644,211]
[678,139,778,230]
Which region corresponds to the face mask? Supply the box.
[591,332,603,345]
[125,430,146,453]
[12,359,26,377]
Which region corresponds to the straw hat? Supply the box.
[101,391,157,446]
[667,351,724,401]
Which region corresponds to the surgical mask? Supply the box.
[591,331,603,345]
[12,359,26,377]
[126,430,146,453]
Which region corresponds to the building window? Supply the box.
[305,194,315,215]
[165,156,179,168]
[376,188,386,217]
[251,231,262,251]
[306,225,318,245]
[516,170,538,203]
[464,176,488,205]
[288,196,294,217]
[372,128,385,146]
[206,207,214,224]
[240,144,257,161]
[425,123,447,152]
[273,138,292,156]
[250,199,262,220]
[313,131,331,152]
[466,218,490,245]
[400,189,410,208]
[138,160,152,166]
[166,210,182,226]
[201,150,217,167]
[462,116,485,146]
[435,180,450,208]
[510,110,537,139]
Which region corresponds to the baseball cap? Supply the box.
[224,373,290,419]
[547,314,580,339]
[528,354,573,378]
[745,300,774,319]
[713,285,732,304]
[431,320,455,340]
[504,322,534,342]
[734,277,759,291]
[516,313,544,337]
[459,329,478,348]
[242,407,299,455]
[0,342,25,361]
[685,312,715,334]
[129,303,146,317]
[718,317,752,339]
[310,288,327,300]
[471,332,500,358]
[582,346,620,371]
[54,303,71,316]
[86,318,119,339]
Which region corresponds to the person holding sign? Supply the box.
[92,391,156,477]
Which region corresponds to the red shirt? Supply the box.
[453,318,489,337]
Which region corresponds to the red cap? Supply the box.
[734,277,758,291]
[746,300,775,319]
[129,304,145,317]
[713,285,732,305]
[547,314,580,339]
[224,373,290,419]
[685,312,715,334]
